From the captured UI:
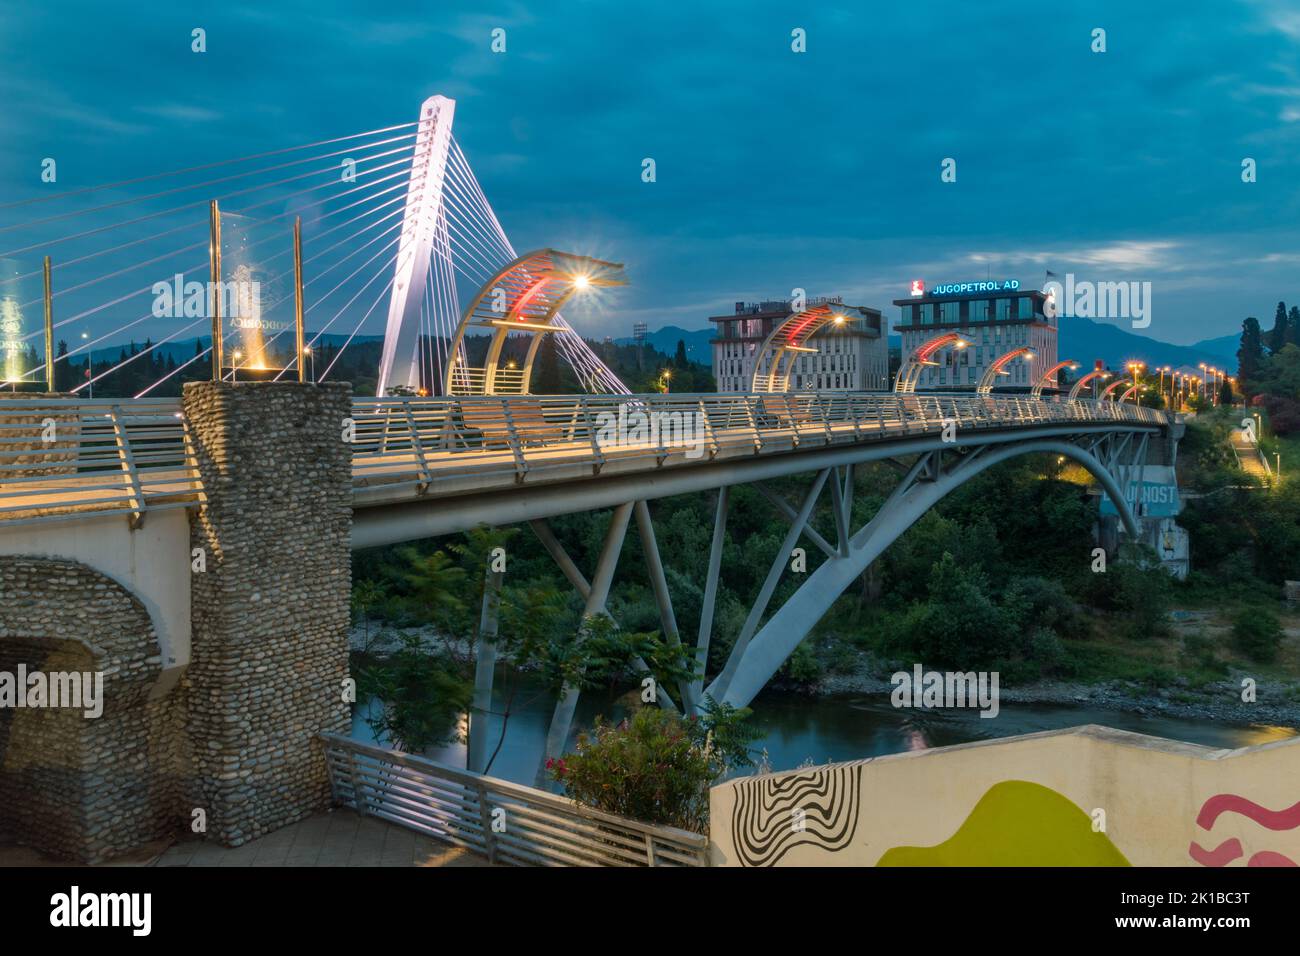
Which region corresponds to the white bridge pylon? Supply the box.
[377,96,457,397]
[376,95,627,397]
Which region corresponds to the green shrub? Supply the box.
[549,707,722,832]
[1232,608,1284,663]
[782,641,824,685]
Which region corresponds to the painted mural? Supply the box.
[707,725,1300,867]
[877,781,1129,866]
[1189,794,1300,867]
[729,762,864,867]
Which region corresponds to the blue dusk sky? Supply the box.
[2,0,1299,345]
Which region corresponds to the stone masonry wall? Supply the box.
[0,556,182,863]
[183,381,352,846]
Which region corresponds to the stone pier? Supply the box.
[182,381,353,846]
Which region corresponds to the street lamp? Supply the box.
[303,346,314,383]
[232,349,243,383]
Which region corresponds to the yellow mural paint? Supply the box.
[877,780,1130,867]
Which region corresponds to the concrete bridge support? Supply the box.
[183,381,353,846]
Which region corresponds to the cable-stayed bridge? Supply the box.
[0,95,1181,859]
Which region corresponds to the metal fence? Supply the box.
[0,396,202,527]
[321,733,710,867]
[350,391,1170,492]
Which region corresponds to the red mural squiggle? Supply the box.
[1195,794,1300,831]
[1187,838,1242,868]
[1190,794,1300,867]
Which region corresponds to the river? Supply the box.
[350,682,1298,786]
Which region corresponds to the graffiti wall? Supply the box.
[708,725,1300,866]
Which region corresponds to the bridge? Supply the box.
[0,94,1180,864]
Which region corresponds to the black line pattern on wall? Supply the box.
[730,763,864,867]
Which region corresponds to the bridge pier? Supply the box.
[183,381,353,847]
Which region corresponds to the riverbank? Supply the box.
[814,662,1300,728]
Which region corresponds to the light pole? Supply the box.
[232,349,243,383]
[303,346,314,383]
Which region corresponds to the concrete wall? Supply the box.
[708,725,1300,867]
[182,381,352,846]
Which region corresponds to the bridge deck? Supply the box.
[0,393,1168,528]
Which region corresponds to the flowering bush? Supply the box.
[549,707,722,832]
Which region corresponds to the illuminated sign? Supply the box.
[928,280,1021,296]
[909,279,925,297]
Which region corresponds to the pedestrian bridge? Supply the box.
[0,386,1178,863]
[0,391,1169,540]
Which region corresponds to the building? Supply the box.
[709,296,888,392]
[892,279,1057,390]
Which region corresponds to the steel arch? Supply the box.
[443,248,624,395]
[708,437,1142,709]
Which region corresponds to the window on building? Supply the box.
[939,301,960,323]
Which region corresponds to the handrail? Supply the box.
[0,396,202,527]
[349,392,1169,492]
[321,733,709,867]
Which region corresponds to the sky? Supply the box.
[2,0,1300,347]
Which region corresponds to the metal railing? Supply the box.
[351,391,1169,493]
[0,396,202,527]
[0,392,1168,524]
[321,733,709,867]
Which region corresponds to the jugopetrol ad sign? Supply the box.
[926,280,1021,297]
[1100,465,1181,518]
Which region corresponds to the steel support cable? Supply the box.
[6,159,415,291]
[450,136,627,393]
[51,213,406,386]
[0,120,421,212]
[25,196,409,388]
[252,218,409,362]
[0,144,417,260]
[269,248,401,382]
[320,273,398,381]
[22,169,413,343]
[0,131,419,237]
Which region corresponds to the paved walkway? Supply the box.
[1231,427,1271,479]
[1,810,492,867]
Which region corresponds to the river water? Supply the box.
[351,683,1298,786]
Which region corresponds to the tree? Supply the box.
[1269,301,1289,354]
[1289,306,1300,348]
[1218,377,1234,406]
[674,339,689,370]
[533,333,562,393]
[1237,317,1264,392]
